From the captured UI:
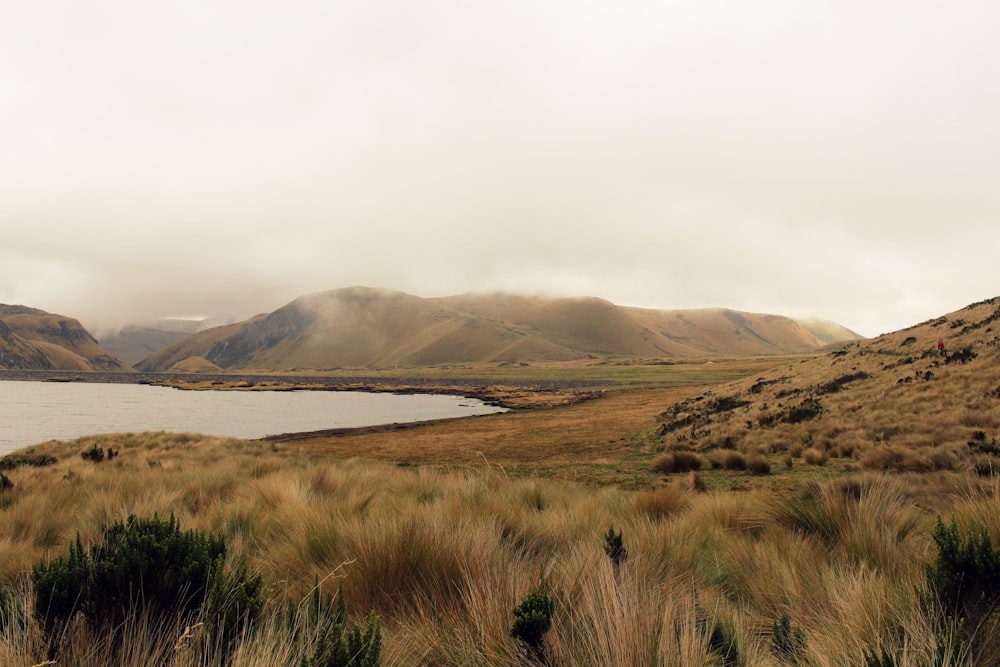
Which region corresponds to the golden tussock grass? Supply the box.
[0,431,989,665]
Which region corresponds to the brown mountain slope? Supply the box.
[138,287,860,372]
[0,319,53,369]
[653,296,1000,477]
[136,319,260,373]
[438,294,832,356]
[0,305,131,371]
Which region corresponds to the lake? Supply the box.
[0,380,506,456]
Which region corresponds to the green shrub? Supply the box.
[771,614,807,663]
[0,454,57,470]
[32,514,262,655]
[299,583,381,667]
[926,517,1000,659]
[511,589,554,655]
[603,526,627,569]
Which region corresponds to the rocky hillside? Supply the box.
[138,286,860,372]
[653,296,1000,478]
[0,305,131,371]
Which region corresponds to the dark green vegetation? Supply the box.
[32,514,263,660]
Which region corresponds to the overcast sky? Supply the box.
[2,1,998,338]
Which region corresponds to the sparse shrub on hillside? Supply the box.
[747,454,771,476]
[709,450,747,471]
[80,444,117,463]
[0,454,57,470]
[802,448,828,466]
[784,398,824,424]
[652,451,704,475]
[80,443,104,462]
[0,471,11,492]
[860,446,954,473]
[707,396,751,414]
[759,398,824,427]
[945,346,977,365]
[816,372,872,395]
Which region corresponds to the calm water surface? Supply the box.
[0,381,505,455]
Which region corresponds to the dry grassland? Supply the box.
[1,298,999,664]
[1,431,998,665]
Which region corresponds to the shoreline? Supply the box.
[0,368,611,414]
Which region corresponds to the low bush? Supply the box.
[80,444,117,462]
[746,454,771,476]
[926,517,1000,662]
[511,589,554,660]
[298,583,381,667]
[652,451,704,474]
[32,514,262,658]
[709,450,747,471]
[802,448,828,466]
[0,454,57,470]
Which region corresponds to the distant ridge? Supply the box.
[0,305,131,371]
[137,286,862,372]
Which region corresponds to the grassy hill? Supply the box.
[137,287,858,372]
[653,296,1000,481]
[0,305,131,371]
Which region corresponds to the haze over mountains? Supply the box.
[136,287,860,372]
[1,287,862,373]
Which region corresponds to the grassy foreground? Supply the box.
[2,421,999,665]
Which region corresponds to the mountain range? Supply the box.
[2,287,862,372]
[134,287,860,372]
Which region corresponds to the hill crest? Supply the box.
[138,287,861,372]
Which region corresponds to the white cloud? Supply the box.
[1,0,998,339]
